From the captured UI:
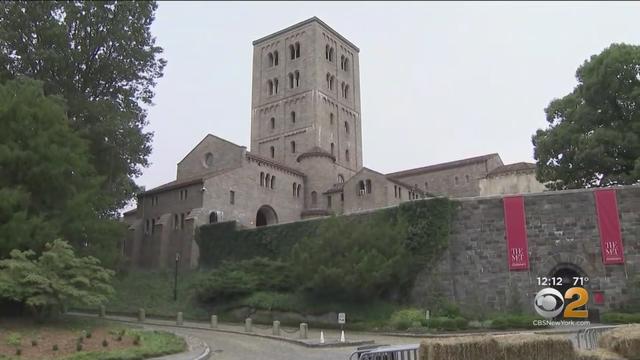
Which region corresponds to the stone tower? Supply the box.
[250,17,363,174]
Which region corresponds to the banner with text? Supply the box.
[594,189,625,265]
[503,195,530,270]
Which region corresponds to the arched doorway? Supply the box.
[549,263,587,319]
[209,212,218,224]
[256,205,278,227]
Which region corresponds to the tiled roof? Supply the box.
[487,162,536,177]
[386,153,501,178]
[246,152,306,177]
[323,183,345,194]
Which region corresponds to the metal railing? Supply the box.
[576,326,617,349]
[349,344,420,360]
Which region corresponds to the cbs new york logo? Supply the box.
[534,287,589,319]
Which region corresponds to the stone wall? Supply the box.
[410,185,640,316]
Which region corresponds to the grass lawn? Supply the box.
[0,317,185,360]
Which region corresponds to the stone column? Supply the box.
[98,305,106,318]
[299,323,308,339]
[245,318,253,333]
[176,312,183,326]
[138,308,146,323]
[272,320,280,336]
[210,315,218,328]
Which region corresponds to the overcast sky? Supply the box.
[138,1,640,191]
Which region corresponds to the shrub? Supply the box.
[489,314,545,330]
[195,258,295,302]
[6,332,22,347]
[15,348,22,356]
[133,334,141,346]
[102,339,109,347]
[422,316,468,331]
[86,331,92,338]
[390,309,425,330]
[601,312,640,324]
[76,342,83,351]
[52,344,59,351]
[31,339,37,347]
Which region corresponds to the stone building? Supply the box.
[122,17,545,269]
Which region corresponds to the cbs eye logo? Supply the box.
[534,287,589,319]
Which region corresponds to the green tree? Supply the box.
[291,215,409,301]
[532,43,640,189]
[0,1,166,214]
[0,78,123,263]
[0,239,115,319]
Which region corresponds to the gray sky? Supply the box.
[139,1,640,191]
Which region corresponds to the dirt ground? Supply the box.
[0,318,137,360]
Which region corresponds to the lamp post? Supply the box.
[174,252,180,301]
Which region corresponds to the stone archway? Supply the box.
[549,263,588,319]
[256,205,278,227]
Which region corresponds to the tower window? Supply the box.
[338,174,344,183]
[267,80,274,95]
[260,172,265,186]
[465,174,470,183]
[268,53,274,67]
[273,78,279,94]
[344,121,350,134]
[344,84,349,99]
[297,184,301,197]
[330,113,334,125]
[293,182,297,197]
[295,42,300,58]
[274,51,279,66]
[326,73,331,89]
[340,55,345,70]
[330,143,335,156]
[265,173,270,187]
[325,44,330,60]
[343,57,349,71]
[288,73,294,89]
[330,75,335,90]
[294,71,300,87]
[270,117,275,129]
[291,141,296,153]
[271,176,275,189]
[345,149,350,162]
[291,111,296,123]
[174,214,179,230]
[365,179,372,194]
[230,190,235,205]
[290,44,295,60]
[270,146,275,159]
[329,47,334,62]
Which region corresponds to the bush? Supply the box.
[422,316,468,331]
[389,309,425,330]
[599,324,640,359]
[601,312,640,324]
[489,314,545,330]
[102,339,108,347]
[52,344,59,351]
[195,258,295,302]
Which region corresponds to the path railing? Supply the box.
[576,325,617,350]
[349,344,419,360]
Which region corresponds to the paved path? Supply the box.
[68,312,599,360]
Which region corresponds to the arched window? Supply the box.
[344,121,350,134]
[344,85,349,99]
[174,214,179,229]
[274,51,279,66]
[209,212,218,224]
[424,181,428,190]
[330,143,335,156]
[290,111,296,123]
[290,141,296,153]
[330,76,335,90]
[295,42,300,58]
[340,55,345,70]
[345,149,350,162]
[365,179,372,194]
[341,82,345,97]
[270,117,275,129]
[311,191,318,206]
[288,73,294,89]
[260,172,265,186]
[326,73,331,88]
[265,173,270,186]
[270,146,275,159]
[273,78,279,94]
[465,174,470,183]
[338,174,344,183]
[268,53,274,67]
[267,80,274,95]
[297,184,301,197]
[454,176,459,185]
[271,176,275,189]
[325,44,330,60]
[330,112,334,125]
[293,182,297,196]
[358,180,365,194]
[294,71,300,87]
[344,57,349,71]
[329,47,334,62]
[289,44,295,60]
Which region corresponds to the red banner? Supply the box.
[594,189,625,265]
[503,196,529,270]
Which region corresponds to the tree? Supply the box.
[0,78,123,264]
[532,43,640,189]
[0,1,166,215]
[0,239,115,319]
